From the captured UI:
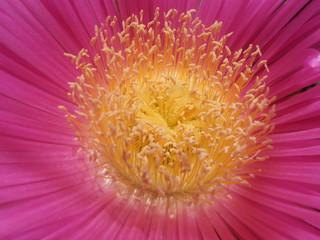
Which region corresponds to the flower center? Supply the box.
[61,9,275,204]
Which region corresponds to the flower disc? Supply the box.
[63,9,275,205]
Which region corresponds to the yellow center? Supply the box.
[61,9,275,205]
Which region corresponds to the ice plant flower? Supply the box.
[0,0,320,239]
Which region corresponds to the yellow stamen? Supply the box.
[62,9,275,205]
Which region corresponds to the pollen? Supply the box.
[62,9,275,205]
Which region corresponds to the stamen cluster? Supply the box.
[61,9,275,205]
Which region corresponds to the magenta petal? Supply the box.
[195,206,221,240]
[250,176,320,209]
[271,128,320,142]
[224,191,320,240]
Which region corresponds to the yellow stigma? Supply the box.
[62,9,275,204]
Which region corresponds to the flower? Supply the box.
[1,0,319,239]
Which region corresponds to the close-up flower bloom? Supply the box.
[1,0,320,239]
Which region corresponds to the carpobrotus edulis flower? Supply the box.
[1,1,319,239]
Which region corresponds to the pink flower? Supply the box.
[1,0,319,239]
